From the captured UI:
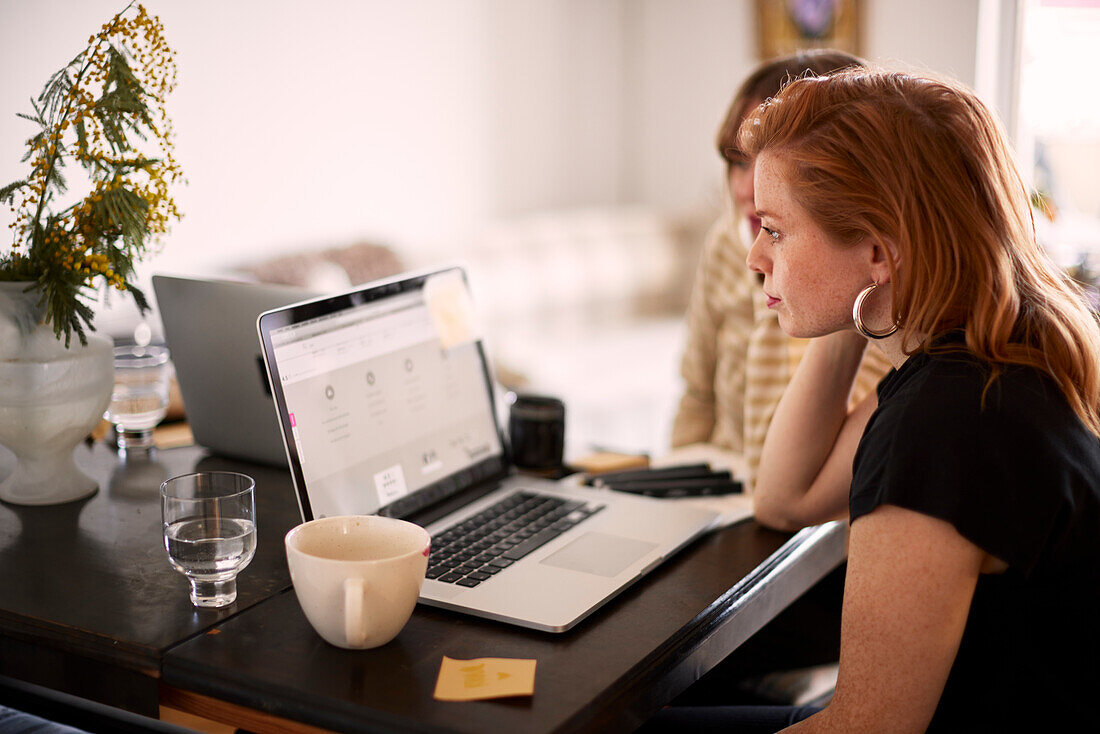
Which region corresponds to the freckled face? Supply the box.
[745,151,871,338]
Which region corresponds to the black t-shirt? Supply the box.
[850,345,1100,732]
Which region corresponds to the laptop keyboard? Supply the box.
[426,491,603,588]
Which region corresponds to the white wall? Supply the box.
[865,0,980,84]
[622,0,754,214]
[1,0,501,275]
[1,0,981,281]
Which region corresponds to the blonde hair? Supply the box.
[738,69,1100,435]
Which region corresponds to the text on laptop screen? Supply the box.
[269,289,502,517]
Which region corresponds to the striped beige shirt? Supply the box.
[671,216,891,490]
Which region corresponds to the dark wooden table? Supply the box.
[0,441,301,718]
[161,516,845,733]
[0,442,846,732]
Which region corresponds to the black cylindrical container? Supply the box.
[508,395,565,471]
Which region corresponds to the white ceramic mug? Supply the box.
[285,515,430,649]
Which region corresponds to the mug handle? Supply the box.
[344,577,367,647]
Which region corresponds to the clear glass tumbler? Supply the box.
[161,471,257,608]
[105,345,171,453]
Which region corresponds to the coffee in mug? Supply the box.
[285,515,430,649]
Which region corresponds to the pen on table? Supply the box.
[605,478,744,497]
[585,463,715,487]
[601,475,737,492]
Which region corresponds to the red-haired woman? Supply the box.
[649,69,1100,732]
[672,50,891,490]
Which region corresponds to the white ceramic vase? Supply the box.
[0,281,114,505]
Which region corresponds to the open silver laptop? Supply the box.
[153,274,319,466]
[256,266,718,632]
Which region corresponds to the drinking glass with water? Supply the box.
[161,471,256,608]
[106,345,171,453]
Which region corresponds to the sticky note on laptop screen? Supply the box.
[423,270,480,350]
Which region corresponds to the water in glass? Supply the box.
[165,517,256,578]
[161,471,256,608]
[107,345,170,451]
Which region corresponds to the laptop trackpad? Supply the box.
[540,532,658,577]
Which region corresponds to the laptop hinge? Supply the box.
[404,478,505,528]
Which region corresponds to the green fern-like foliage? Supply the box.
[0,2,183,346]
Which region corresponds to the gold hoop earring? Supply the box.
[853,283,899,340]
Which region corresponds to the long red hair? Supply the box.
[739,69,1100,435]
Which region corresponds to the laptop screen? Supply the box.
[258,268,506,521]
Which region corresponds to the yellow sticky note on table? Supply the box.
[433,656,537,701]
